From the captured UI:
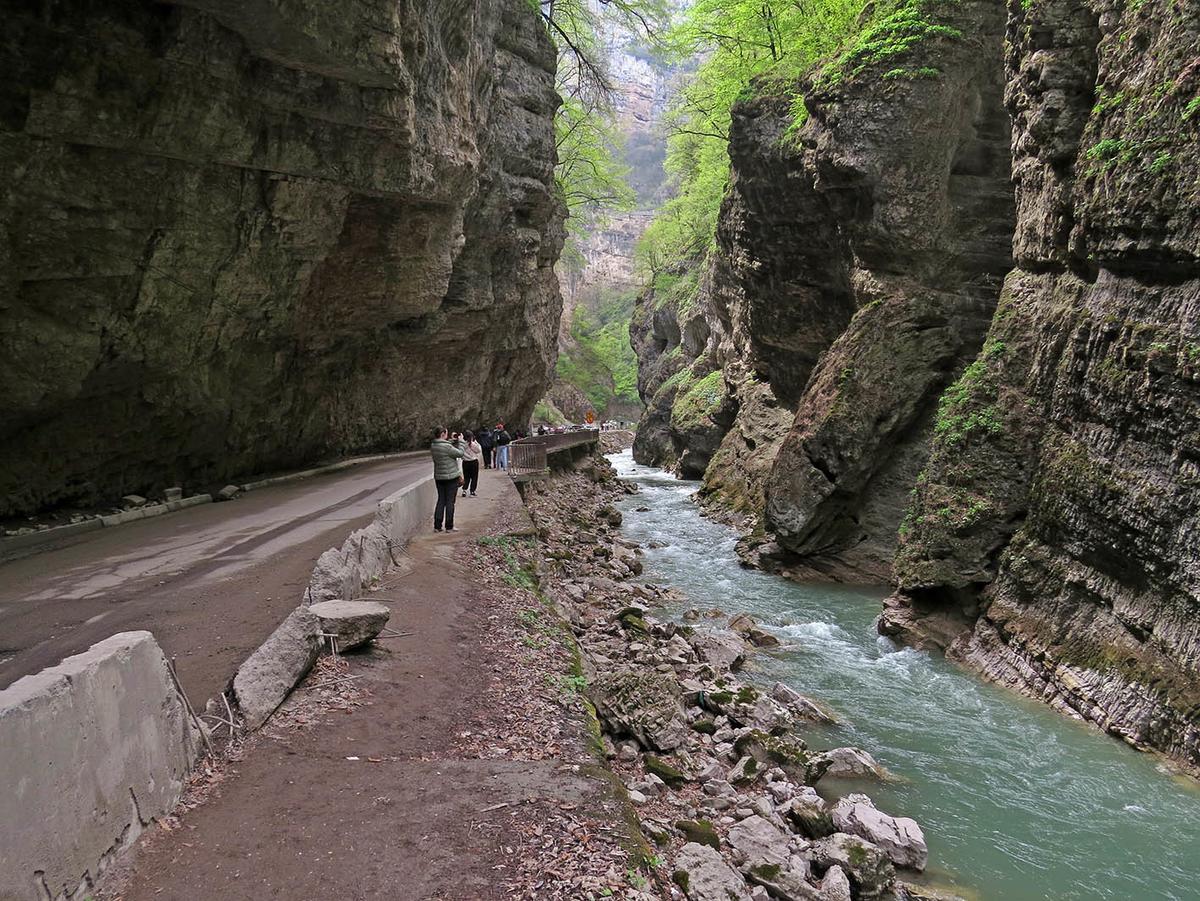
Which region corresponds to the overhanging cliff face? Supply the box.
[885,0,1200,773]
[702,0,1015,579]
[0,0,564,516]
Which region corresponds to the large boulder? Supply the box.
[771,682,838,724]
[811,747,892,780]
[232,606,322,729]
[734,730,828,785]
[705,684,796,734]
[308,600,391,651]
[589,668,689,751]
[831,794,927,871]
[673,842,753,901]
[782,788,835,839]
[688,629,751,671]
[811,834,895,900]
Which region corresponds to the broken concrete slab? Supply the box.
[231,606,322,730]
[309,600,391,651]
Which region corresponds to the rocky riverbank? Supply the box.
[522,451,956,901]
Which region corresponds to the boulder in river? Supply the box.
[811,833,895,900]
[831,793,927,871]
[811,746,892,780]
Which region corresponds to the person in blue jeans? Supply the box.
[429,427,465,531]
[494,423,512,471]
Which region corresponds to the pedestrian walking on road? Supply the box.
[478,426,495,469]
[495,423,512,471]
[461,430,482,497]
[430,427,465,532]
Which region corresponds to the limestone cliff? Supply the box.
[644,0,1016,580]
[884,0,1200,774]
[0,0,564,516]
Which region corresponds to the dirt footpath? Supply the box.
[101,468,662,901]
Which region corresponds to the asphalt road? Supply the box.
[0,454,429,705]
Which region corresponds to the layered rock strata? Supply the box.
[884,0,1200,774]
[0,0,563,516]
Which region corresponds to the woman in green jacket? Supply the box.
[430,427,465,531]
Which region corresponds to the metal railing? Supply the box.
[507,429,600,480]
[508,441,548,478]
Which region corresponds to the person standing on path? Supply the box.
[478,426,495,469]
[461,430,482,497]
[495,423,512,471]
[430,427,465,531]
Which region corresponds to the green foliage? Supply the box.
[639,0,892,295]
[820,0,961,86]
[671,370,726,428]
[557,288,641,412]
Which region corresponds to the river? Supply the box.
[610,450,1200,901]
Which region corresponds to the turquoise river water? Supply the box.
[609,450,1200,901]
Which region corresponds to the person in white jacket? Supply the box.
[461,430,482,497]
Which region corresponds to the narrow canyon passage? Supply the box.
[611,451,1200,901]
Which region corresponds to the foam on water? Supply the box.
[609,450,1200,901]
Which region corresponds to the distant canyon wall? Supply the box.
[0,0,564,516]
[633,0,1200,773]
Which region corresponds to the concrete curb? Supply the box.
[0,450,424,559]
[0,494,212,558]
[229,472,436,728]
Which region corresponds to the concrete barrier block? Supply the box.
[0,632,201,901]
[231,607,322,730]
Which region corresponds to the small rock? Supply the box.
[747,625,781,648]
[728,612,756,634]
[729,755,761,787]
[163,486,183,501]
[811,747,892,780]
[217,484,241,501]
[121,495,147,509]
[817,865,852,901]
[628,789,649,806]
[811,833,895,900]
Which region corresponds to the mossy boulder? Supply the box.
[644,754,688,788]
[676,819,721,851]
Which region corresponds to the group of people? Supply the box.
[428,422,518,532]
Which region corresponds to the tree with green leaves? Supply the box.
[638,0,866,292]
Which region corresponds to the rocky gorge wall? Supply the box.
[883,0,1200,774]
[0,0,564,517]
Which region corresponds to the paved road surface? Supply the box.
[0,454,429,704]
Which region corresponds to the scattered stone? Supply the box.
[783,789,835,839]
[747,625,781,648]
[831,794,927,871]
[628,789,648,806]
[163,487,183,501]
[688,629,750,671]
[121,495,146,509]
[644,753,688,788]
[308,600,391,651]
[771,682,838,724]
[673,842,753,901]
[728,612,756,634]
[729,755,762,787]
[817,865,852,901]
[217,484,241,501]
